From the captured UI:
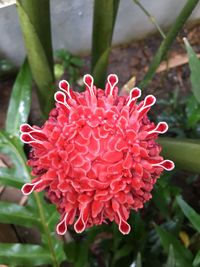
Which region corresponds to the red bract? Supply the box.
[20,74,174,235]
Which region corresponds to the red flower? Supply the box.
[20,74,174,235]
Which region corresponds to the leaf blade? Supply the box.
[184,37,200,104]
[0,243,52,266]
[166,245,175,267]
[176,196,200,233]
[16,0,55,117]
[156,226,193,267]
[0,168,24,188]
[0,202,41,229]
[193,250,200,266]
[0,131,30,181]
[5,60,32,137]
[0,131,65,265]
[91,0,120,87]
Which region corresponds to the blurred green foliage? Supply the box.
[54,49,84,85]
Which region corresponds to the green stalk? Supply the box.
[16,0,55,118]
[158,138,200,173]
[91,0,120,87]
[133,0,166,39]
[139,0,200,89]
[6,136,59,267]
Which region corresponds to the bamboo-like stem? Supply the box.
[139,0,200,89]
[91,0,120,88]
[16,0,55,118]
[158,137,200,173]
[133,0,166,39]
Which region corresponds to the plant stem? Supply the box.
[91,0,120,87]
[158,137,200,173]
[133,0,166,39]
[139,0,200,89]
[16,0,55,118]
[34,193,59,267]
[8,138,59,267]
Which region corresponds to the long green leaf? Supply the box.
[0,131,30,181]
[184,38,200,104]
[166,245,175,267]
[16,0,55,117]
[91,0,120,87]
[0,168,24,188]
[0,202,41,229]
[139,0,199,89]
[156,226,193,267]
[193,250,200,266]
[0,131,64,266]
[158,137,200,173]
[0,243,52,266]
[136,252,142,267]
[176,196,200,233]
[5,60,32,137]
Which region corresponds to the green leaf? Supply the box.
[70,56,84,67]
[139,0,200,89]
[153,183,170,219]
[55,49,71,61]
[47,209,60,232]
[184,38,200,103]
[5,60,32,137]
[64,241,89,267]
[176,196,200,233]
[54,63,65,80]
[0,131,65,266]
[92,48,111,87]
[0,202,41,229]
[166,245,175,267]
[185,95,200,128]
[0,168,24,188]
[156,226,193,267]
[113,244,133,262]
[0,243,52,266]
[136,252,142,267]
[158,137,200,173]
[91,0,120,87]
[193,250,200,266]
[16,0,55,117]
[0,131,30,182]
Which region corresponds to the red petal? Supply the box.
[88,135,100,154]
[92,201,104,218]
[75,141,88,154]
[119,218,131,235]
[79,125,92,140]
[126,129,136,140]
[102,151,123,163]
[74,214,86,233]
[115,138,128,151]
[78,194,91,204]
[123,153,133,169]
[71,155,85,167]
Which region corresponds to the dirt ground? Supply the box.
[1,21,200,246]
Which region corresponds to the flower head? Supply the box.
[20,74,174,235]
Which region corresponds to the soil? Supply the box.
[1,21,200,251]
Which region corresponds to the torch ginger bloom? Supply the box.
[20,74,174,235]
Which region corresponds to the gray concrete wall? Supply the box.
[1,0,200,65]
